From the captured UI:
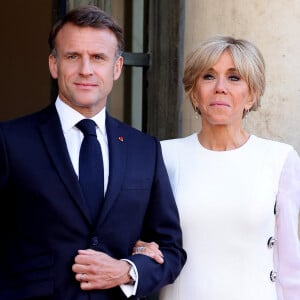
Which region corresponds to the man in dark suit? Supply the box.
[0,6,186,300]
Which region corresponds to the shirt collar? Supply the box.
[55,97,106,136]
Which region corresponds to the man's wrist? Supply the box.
[128,265,137,285]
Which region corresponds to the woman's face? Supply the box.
[192,50,255,128]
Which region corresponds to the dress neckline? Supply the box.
[194,133,256,154]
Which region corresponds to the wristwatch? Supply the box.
[128,265,137,285]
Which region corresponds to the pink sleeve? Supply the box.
[276,149,300,300]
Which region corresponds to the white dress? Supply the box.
[160,134,300,300]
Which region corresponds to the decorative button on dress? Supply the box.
[160,134,300,300]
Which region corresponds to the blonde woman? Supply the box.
[134,36,300,300]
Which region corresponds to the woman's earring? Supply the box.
[243,108,250,121]
[194,106,200,119]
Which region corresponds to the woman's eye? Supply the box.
[229,75,240,81]
[203,74,214,80]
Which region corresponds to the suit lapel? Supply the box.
[38,105,91,223]
[97,114,127,223]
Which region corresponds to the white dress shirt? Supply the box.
[55,97,109,194]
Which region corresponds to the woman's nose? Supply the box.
[215,78,228,94]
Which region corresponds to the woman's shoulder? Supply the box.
[251,135,296,166]
[161,133,198,149]
[251,135,293,151]
[160,133,197,169]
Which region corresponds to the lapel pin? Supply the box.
[118,136,124,142]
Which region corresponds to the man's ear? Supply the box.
[49,54,58,79]
[113,55,124,81]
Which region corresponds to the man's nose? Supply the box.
[79,58,93,76]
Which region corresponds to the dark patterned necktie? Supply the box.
[76,119,104,222]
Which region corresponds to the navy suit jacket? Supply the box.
[0,104,186,300]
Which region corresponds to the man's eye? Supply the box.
[94,55,103,60]
[67,54,77,60]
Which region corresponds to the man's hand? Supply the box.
[72,249,131,290]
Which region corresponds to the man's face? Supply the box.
[49,23,123,117]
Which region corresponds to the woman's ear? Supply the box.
[245,93,257,111]
[190,92,198,109]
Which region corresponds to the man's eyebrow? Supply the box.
[64,51,79,56]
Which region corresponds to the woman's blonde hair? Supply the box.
[183,36,266,111]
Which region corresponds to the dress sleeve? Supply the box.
[276,148,300,300]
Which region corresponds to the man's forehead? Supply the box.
[56,24,118,53]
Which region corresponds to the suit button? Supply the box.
[267,236,277,248]
[270,270,277,282]
[90,236,99,246]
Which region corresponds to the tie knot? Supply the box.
[76,119,97,137]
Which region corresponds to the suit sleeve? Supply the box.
[0,125,9,191]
